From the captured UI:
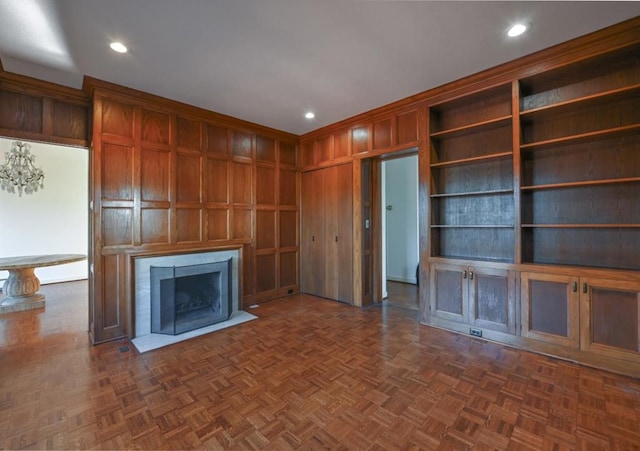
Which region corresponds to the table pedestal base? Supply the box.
[0,268,45,313]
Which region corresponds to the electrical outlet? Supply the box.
[470,328,482,338]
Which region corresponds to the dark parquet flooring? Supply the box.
[385,281,419,311]
[1,281,640,449]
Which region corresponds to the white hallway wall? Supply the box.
[384,155,419,285]
[0,138,88,285]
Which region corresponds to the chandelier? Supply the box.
[0,141,45,197]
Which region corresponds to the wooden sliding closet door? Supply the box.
[301,163,353,303]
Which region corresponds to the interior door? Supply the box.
[301,169,325,297]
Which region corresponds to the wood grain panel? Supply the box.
[256,166,276,205]
[102,99,133,137]
[279,211,297,248]
[591,287,638,351]
[317,135,332,163]
[232,130,252,158]
[140,208,169,244]
[333,129,350,159]
[351,126,369,155]
[279,251,297,287]
[397,110,418,144]
[176,116,201,150]
[102,208,133,246]
[206,158,228,204]
[176,153,201,203]
[141,148,170,202]
[256,254,277,293]
[0,89,42,133]
[279,141,296,167]
[176,208,201,242]
[435,269,464,315]
[206,124,229,156]
[300,140,315,167]
[141,109,170,145]
[102,143,133,200]
[373,117,392,150]
[279,169,296,207]
[256,135,276,163]
[52,100,88,140]
[233,208,252,239]
[207,208,228,241]
[243,244,253,296]
[232,162,252,204]
[101,255,121,328]
[256,210,276,250]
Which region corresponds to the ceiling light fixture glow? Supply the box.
[305,112,315,119]
[110,42,128,53]
[507,23,528,37]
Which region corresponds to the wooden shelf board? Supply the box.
[521,177,640,191]
[520,123,640,151]
[430,188,514,198]
[521,224,640,228]
[430,115,512,139]
[430,151,513,168]
[520,83,640,117]
[431,224,515,228]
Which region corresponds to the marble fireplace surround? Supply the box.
[132,247,256,353]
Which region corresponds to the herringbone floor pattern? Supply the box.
[1,281,639,449]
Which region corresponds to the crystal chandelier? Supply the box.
[0,141,45,197]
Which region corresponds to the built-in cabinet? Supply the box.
[301,163,353,303]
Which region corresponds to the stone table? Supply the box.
[0,254,87,313]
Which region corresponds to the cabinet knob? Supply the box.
[335,236,338,242]
[463,270,467,279]
[572,282,577,292]
[470,271,474,280]
[583,283,588,294]
[312,235,315,242]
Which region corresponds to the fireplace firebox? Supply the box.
[150,259,231,335]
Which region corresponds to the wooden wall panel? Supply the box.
[140,208,169,244]
[279,252,297,287]
[52,100,88,140]
[141,109,170,145]
[279,169,296,206]
[207,209,228,241]
[256,210,276,250]
[102,100,134,137]
[373,117,392,150]
[141,148,170,202]
[397,109,418,144]
[351,126,370,155]
[233,162,252,204]
[256,135,276,163]
[176,208,202,242]
[233,208,252,239]
[102,143,133,200]
[101,255,122,328]
[103,208,133,247]
[243,244,254,296]
[176,153,202,203]
[233,130,252,159]
[0,89,42,132]
[256,254,277,292]
[317,135,333,163]
[206,158,229,204]
[279,211,297,248]
[177,117,201,150]
[333,130,350,159]
[206,124,228,156]
[280,141,296,167]
[256,166,276,205]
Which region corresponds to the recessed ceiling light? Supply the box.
[110,42,128,53]
[507,23,528,38]
[305,112,315,119]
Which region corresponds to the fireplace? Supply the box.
[150,260,231,335]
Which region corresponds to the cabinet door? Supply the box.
[332,163,353,303]
[429,263,469,323]
[521,272,579,348]
[469,267,516,335]
[301,169,326,297]
[580,277,640,363]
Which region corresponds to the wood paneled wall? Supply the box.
[0,68,89,147]
[85,79,299,343]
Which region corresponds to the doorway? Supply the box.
[381,153,419,310]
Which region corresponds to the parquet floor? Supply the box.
[385,281,419,310]
[1,281,640,450]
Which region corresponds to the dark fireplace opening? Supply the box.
[150,259,232,335]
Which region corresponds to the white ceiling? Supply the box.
[0,1,638,135]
